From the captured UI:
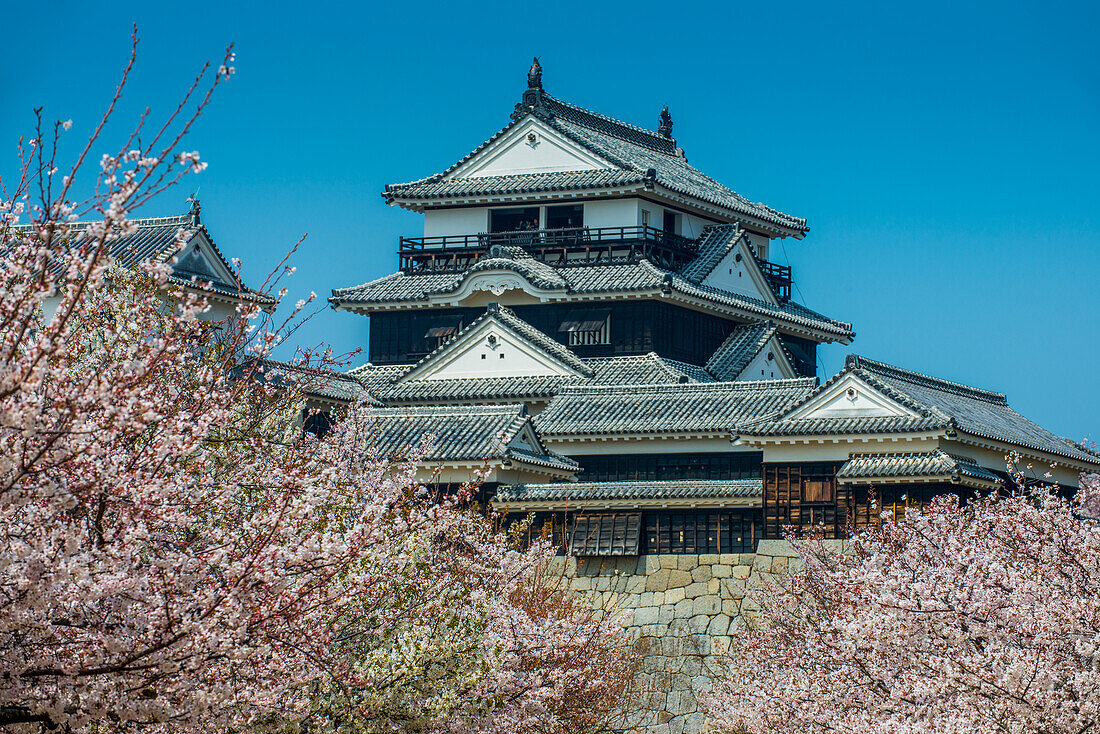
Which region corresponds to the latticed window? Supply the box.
[559,309,610,346]
[568,513,641,556]
[644,511,759,554]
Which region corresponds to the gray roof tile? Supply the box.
[754,355,1100,466]
[331,253,853,340]
[19,207,273,304]
[706,322,777,381]
[495,478,762,503]
[837,450,1002,485]
[680,224,743,283]
[384,92,807,234]
[534,379,817,437]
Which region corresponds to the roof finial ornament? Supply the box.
[527,56,543,92]
[658,106,673,139]
[513,56,547,121]
[186,192,201,224]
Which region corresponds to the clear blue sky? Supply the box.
[3,0,1097,444]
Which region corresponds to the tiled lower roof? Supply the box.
[331,256,852,341]
[17,209,274,305]
[535,379,817,437]
[837,450,1002,486]
[349,352,715,404]
[494,478,762,503]
[680,224,743,283]
[705,322,777,381]
[381,169,645,200]
[358,404,574,471]
[244,359,377,404]
[749,355,1100,467]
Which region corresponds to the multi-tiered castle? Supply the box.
[299,60,1098,731]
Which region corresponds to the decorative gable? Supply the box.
[735,335,797,381]
[400,314,587,383]
[171,233,236,286]
[700,236,777,304]
[448,118,614,179]
[788,374,919,420]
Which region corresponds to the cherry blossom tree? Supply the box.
[708,468,1100,734]
[0,31,637,733]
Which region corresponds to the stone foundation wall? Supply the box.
[559,540,802,734]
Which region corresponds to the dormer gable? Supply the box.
[171,231,237,287]
[398,304,591,383]
[448,117,615,179]
[786,373,920,421]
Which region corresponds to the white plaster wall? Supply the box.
[942,441,1087,487]
[424,207,488,237]
[757,437,943,463]
[739,347,787,381]
[584,198,641,229]
[702,246,770,300]
[678,211,712,240]
[744,233,770,262]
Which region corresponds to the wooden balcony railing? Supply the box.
[398,225,698,273]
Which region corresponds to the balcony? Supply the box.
[398,225,699,273]
[755,257,792,302]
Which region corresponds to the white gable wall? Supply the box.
[453,119,611,179]
[407,318,581,382]
[737,339,796,381]
[789,374,918,420]
[702,241,774,302]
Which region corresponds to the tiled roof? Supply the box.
[348,352,714,404]
[381,169,645,200]
[401,303,592,380]
[753,355,1100,466]
[706,322,777,381]
[534,379,817,437]
[837,450,1002,486]
[384,90,807,235]
[358,404,576,472]
[494,478,763,503]
[17,206,273,305]
[246,358,377,404]
[331,254,853,341]
[680,224,743,283]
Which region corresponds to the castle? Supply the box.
[301,60,1099,731]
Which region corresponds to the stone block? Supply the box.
[755,539,798,558]
[653,591,665,606]
[665,689,682,714]
[639,555,662,574]
[731,565,751,579]
[667,570,693,588]
[788,558,804,575]
[679,555,699,570]
[722,598,741,616]
[688,614,710,634]
[693,595,721,616]
[660,555,680,569]
[673,598,694,618]
[638,592,655,607]
[683,712,706,734]
[711,634,731,653]
[625,574,647,593]
[718,553,739,565]
[771,555,789,575]
[753,554,773,573]
[683,581,708,599]
[669,715,686,734]
[707,613,730,636]
[646,568,671,592]
[707,578,720,595]
[690,565,712,583]
[682,654,703,676]
[712,564,732,578]
[665,586,686,605]
[698,553,719,565]
[659,604,675,625]
[633,606,660,625]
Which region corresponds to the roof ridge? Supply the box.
[366,404,524,416]
[847,354,1009,405]
[559,377,816,395]
[542,94,678,155]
